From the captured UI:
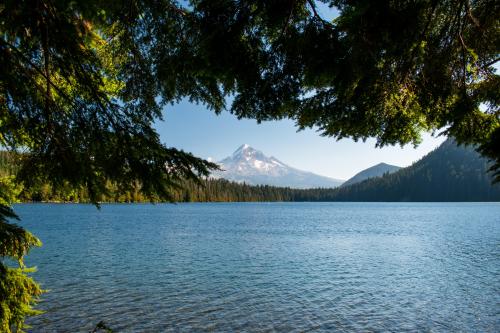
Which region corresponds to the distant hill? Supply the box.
[211,144,344,188]
[342,163,401,187]
[331,140,500,201]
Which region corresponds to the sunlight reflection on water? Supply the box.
[16,202,500,332]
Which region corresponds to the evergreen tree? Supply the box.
[324,140,500,201]
[0,0,499,330]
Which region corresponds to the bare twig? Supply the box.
[280,5,294,38]
[307,0,320,19]
[465,0,480,28]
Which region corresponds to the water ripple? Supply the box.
[12,202,500,332]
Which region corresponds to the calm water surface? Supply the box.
[14,202,500,332]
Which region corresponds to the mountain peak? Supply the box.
[374,162,393,168]
[232,144,261,159]
[213,145,344,188]
[342,162,401,187]
[234,143,253,153]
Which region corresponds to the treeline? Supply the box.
[11,176,377,203]
[326,140,500,201]
[0,151,366,203]
[0,150,360,202]
[14,176,349,203]
[2,141,500,203]
[0,151,309,202]
[17,177,303,203]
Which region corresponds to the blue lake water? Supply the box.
[13,202,500,332]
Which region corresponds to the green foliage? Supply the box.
[312,139,500,201]
[0,264,43,333]
[0,0,498,329]
[0,174,42,333]
[0,1,216,328]
[0,1,218,204]
[1,1,498,189]
[0,219,41,262]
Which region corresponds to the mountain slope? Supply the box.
[342,163,401,187]
[331,140,500,201]
[212,144,344,188]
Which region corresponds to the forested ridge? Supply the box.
[1,1,498,330]
[2,140,499,203]
[329,140,500,201]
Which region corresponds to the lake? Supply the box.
[14,202,500,332]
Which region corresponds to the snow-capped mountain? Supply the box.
[211,144,344,188]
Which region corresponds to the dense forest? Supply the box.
[2,140,499,203]
[328,140,500,201]
[0,152,296,202]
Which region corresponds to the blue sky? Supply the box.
[154,2,447,181]
[155,101,446,180]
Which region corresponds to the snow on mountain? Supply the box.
[211,144,344,188]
